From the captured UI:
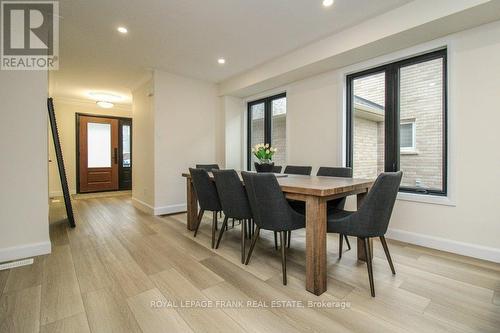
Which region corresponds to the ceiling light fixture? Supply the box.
[322,0,334,7]
[88,92,124,102]
[217,58,226,65]
[96,101,114,109]
[117,26,128,34]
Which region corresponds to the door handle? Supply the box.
[114,148,118,164]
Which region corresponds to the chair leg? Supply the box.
[280,231,287,285]
[193,209,205,237]
[247,220,252,239]
[211,211,217,249]
[344,235,351,250]
[241,219,246,264]
[380,236,396,274]
[287,231,291,249]
[215,211,218,231]
[274,231,278,250]
[215,216,229,249]
[245,226,261,265]
[339,234,343,259]
[364,237,375,297]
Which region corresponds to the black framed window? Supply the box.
[346,49,447,195]
[247,93,287,170]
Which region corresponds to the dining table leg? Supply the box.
[186,178,198,231]
[305,196,327,296]
[356,191,373,261]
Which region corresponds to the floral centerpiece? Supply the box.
[252,143,277,172]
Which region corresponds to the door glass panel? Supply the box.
[271,97,286,167]
[249,102,265,171]
[122,125,131,167]
[87,123,111,168]
[399,57,444,191]
[352,72,385,179]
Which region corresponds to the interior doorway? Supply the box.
[76,114,132,193]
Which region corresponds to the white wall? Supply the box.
[48,99,132,197]
[287,72,343,168]
[223,96,245,169]
[0,70,51,262]
[132,79,155,212]
[223,21,500,262]
[153,70,222,214]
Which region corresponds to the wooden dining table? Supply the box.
[182,171,374,296]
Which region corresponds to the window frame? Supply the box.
[346,48,447,196]
[247,92,286,171]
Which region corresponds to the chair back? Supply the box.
[284,165,312,175]
[189,168,221,211]
[317,167,353,210]
[241,172,301,231]
[272,165,282,173]
[195,164,220,171]
[317,167,352,178]
[354,171,403,237]
[213,170,252,219]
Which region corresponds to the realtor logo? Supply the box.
[1,1,59,70]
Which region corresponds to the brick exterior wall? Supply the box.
[250,111,287,169]
[353,59,444,190]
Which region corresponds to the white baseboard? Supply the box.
[0,241,52,263]
[131,198,187,216]
[386,228,500,263]
[132,197,155,215]
[154,203,187,216]
[49,189,76,198]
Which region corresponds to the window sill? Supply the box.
[397,192,455,206]
[400,150,418,155]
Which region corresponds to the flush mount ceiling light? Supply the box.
[217,58,226,65]
[88,92,124,103]
[117,26,128,34]
[96,101,114,109]
[323,0,334,7]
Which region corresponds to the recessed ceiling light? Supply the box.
[322,0,334,7]
[88,92,124,102]
[96,101,114,109]
[217,58,226,65]
[117,26,128,34]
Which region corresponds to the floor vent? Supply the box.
[0,258,34,271]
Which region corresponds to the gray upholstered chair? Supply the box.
[282,165,311,246]
[189,168,222,249]
[283,165,312,175]
[272,165,283,173]
[212,169,253,263]
[241,172,305,285]
[195,164,220,171]
[317,166,353,256]
[327,171,402,297]
[196,164,222,217]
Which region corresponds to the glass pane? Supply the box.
[352,72,385,179]
[271,97,286,168]
[399,58,444,191]
[122,125,131,167]
[400,123,414,148]
[87,123,111,168]
[249,102,265,171]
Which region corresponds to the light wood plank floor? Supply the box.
[1,196,499,333]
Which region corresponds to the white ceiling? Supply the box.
[52,0,413,104]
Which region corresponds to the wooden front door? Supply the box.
[78,115,119,192]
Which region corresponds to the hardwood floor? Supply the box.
[1,196,499,332]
